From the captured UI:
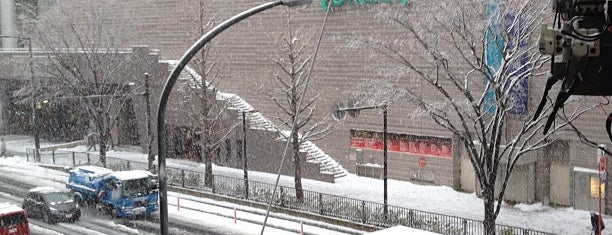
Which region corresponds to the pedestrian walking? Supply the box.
[105,129,114,150]
[87,131,98,151]
[0,138,6,157]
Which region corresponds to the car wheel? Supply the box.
[42,212,53,224]
[73,193,85,207]
[72,209,81,222]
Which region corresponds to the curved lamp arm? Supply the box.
[155,1,311,234]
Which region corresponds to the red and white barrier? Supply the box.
[233,208,237,224]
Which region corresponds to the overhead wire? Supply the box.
[259,1,332,234]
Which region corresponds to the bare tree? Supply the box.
[174,0,238,188]
[30,4,139,167]
[262,11,337,201]
[365,0,597,233]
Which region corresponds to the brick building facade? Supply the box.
[2,0,612,209]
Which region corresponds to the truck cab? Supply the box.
[98,170,159,218]
[66,166,159,219]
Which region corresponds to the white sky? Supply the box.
[2,135,611,234]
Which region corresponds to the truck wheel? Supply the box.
[70,214,80,223]
[107,205,119,218]
[73,193,85,207]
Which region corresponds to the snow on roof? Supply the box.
[366,226,442,235]
[574,167,599,174]
[71,165,113,177]
[161,60,214,90]
[0,203,24,215]
[28,186,63,194]
[111,170,152,181]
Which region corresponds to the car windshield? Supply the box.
[0,214,25,228]
[122,178,151,197]
[43,192,71,204]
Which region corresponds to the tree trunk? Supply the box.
[483,185,496,235]
[98,132,107,167]
[204,147,214,188]
[292,132,303,201]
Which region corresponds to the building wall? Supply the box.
[27,0,612,203]
[573,168,604,213]
[218,125,336,183]
[550,162,571,206]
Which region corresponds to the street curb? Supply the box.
[40,140,86,151]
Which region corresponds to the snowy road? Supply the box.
[0,158,364,235]
[0,169,157,235]
[0,165,257,234]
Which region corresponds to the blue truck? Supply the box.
[66,165,159,218]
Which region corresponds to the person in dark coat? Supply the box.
[87,131,98,151]
[0,138,6,157]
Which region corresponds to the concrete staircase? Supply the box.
[220,93,349,179]
[163,60,349,180]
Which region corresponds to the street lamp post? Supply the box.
[0,35,38,161]
[144,73,154,173]
[27,39,39,162]
[155,1,312,234]
[334,102,389,218]
[382,104,388,218]
[242,111,249,199]
[241,110,257,200]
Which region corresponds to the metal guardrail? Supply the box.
[25,148,555,235]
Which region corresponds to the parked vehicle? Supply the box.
[22,187,80,224]
[66,166,158,219]
[0,203,29,235]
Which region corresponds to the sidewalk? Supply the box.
[1,135,608,234]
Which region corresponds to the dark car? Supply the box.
[22,187,80,224]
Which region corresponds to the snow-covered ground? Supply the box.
[2,135,609,234]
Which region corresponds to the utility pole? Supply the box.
[242,111,249,199]
[144,73,154,173]
[28,38,40,161]
[382,104,388,219]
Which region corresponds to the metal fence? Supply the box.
[26,148,555,235]
[25,148,148,172]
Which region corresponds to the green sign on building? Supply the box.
[321,0,409,10]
